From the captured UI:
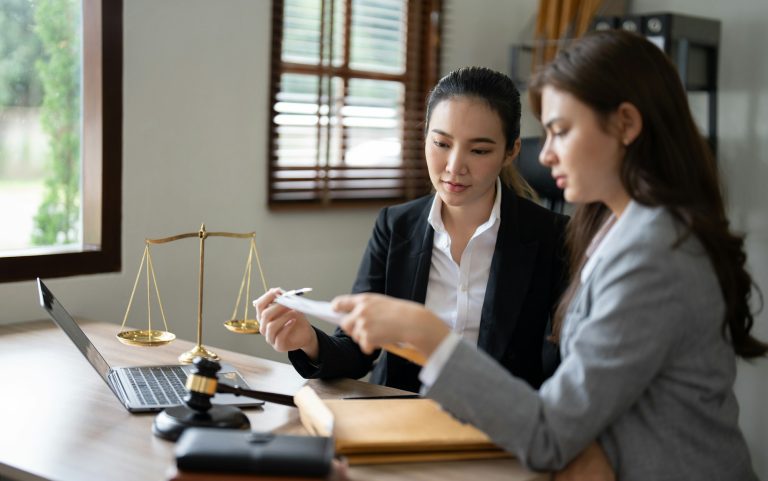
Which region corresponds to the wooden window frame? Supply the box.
[0,0,122,283]
[268,0,442,208]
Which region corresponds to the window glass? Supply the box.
[349,0,406,73]
[342,78,402,167]
[269,0,437,205]
[0,0,83,256]
[0,0,121,283]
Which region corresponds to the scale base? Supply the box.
[178,345,220,364]
[153,404,250,441]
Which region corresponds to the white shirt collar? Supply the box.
[427,177,502,241]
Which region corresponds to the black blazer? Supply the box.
[289,185,569,392]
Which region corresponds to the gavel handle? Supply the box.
[216,382,296,407]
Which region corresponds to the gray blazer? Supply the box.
[427,202,758,480]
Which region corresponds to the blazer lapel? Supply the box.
[478,190,540,361]
[386,200,434,304]
[411,223,434,303]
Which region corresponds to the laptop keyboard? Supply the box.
[125,366,188,406]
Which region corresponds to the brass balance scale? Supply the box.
[117,224,268,363]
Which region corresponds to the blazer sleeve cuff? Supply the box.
[287,326,327,378]
[419,331,462,390]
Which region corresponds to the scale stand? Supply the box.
[118,224,269,363]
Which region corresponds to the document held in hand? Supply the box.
[274,293,427,366]
[293,386,510,465]
[274,294,344,325]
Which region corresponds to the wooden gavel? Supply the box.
[184,357,296,410]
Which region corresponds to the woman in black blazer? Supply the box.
[256,67,568,393]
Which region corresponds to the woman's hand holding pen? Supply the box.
[332,293,450,359]
[254,288,320,360]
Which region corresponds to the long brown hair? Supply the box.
[425,66,537,200]
[529,30,766,358]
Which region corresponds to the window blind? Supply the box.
[268,0,441,206]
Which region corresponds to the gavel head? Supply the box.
[183,356,222,413]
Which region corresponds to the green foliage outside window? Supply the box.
[0,0,81,247]
[0,0,43,107]
[30,0,81,245]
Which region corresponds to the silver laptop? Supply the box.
[37,278,264,413]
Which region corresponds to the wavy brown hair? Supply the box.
[529,30,766,358]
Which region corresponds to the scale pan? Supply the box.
[117,329,176,347]
[224,319,261,334]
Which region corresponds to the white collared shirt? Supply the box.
[423,178,502,346]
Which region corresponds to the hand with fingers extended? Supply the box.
[253,288,319,359]
[331,293,450,358]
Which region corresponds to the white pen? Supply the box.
[281,287,312,297]
[253,287,313,308]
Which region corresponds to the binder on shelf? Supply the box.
[618,15,643,33]
[639,13,720,91]
[587,11,720,151]
[641,13,720,51]
[588,12,720,91]
[590,15,619,31]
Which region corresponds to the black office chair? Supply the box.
[516,137,565,213]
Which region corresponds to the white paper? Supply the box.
[275,295,344,326]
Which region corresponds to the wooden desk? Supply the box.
[0,320,547,481]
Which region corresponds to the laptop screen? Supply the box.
[37,278,113,383]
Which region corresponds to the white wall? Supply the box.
[0,0,377,365]
[0,0,764,476]
[441,0,543,138]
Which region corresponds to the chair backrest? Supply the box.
[516,136,565,213]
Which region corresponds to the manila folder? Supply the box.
[293,386,510,464]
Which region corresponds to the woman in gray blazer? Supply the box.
[333,30,767,481]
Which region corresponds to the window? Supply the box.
[0,0,122,283]
[268,0,441,206]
